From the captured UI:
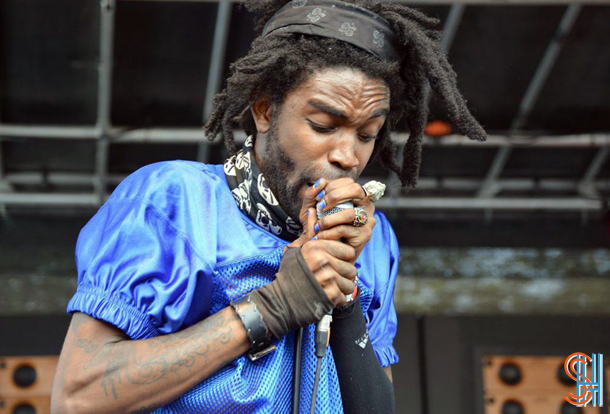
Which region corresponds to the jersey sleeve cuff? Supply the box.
[67,285,159,340]
[374,343,400,368]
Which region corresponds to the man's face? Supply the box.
[255,67,390,222]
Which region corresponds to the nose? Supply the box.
[327,133,360,172]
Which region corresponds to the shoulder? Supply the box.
[89,160,238,257]
[107,160,228,206]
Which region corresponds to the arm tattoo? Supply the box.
[75,339,99,354]
[77,308,239,402]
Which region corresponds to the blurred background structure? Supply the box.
[0,1,609,413]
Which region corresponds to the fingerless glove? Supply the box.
[250,246,334,339]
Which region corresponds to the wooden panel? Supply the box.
[483,394,599,414]
[482,355,600,414]
[0,396,50,414]
[0,356,58,397]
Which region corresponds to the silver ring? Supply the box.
[362,180,386,203]
[353,206,368,227]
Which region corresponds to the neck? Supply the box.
[253,133,267,173]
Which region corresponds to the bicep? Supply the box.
[65,312,129,352]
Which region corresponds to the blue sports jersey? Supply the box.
[67,160,399,413]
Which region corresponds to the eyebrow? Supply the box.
[307,100,389,120]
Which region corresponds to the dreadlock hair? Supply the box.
[204,0,486,188]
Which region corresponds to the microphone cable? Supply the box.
[296,199,359,414]
[292,327,304,414]
[292,318,330,414]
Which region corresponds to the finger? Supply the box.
[316,265,349,306]
[285,207,318,253]
[315,254,357,281]
[331,257,358,281]
[322,177,357,194]
[315,239,356,262]
[298,178,328,224]
[302,240,356,272]
[303,207,318,238]
[317,182,369,213]
[316,205,375,233]
[335,274,356,297]
[330,285,348,307]
[326,275,352,306]
[316,225,368,245]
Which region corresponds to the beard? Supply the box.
[259,128,312,222]
[258,123,357,223]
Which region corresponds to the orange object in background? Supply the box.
[0,356,58,414]
[425,120,452,137]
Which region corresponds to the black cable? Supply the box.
[292,327,304,414]
[310,357,323,414]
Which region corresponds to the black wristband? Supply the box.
[231,294,277,361]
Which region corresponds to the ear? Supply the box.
[250,95,273,134]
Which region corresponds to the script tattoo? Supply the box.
[75,338,99,354]
[73,308,238,402]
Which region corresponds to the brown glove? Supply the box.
[250,246,334,339]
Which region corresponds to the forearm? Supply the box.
[52,307,249,414]
[329,297,395,414]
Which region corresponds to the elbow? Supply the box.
[51,376,96,414]
[52,395,86,414]
[52,391,99,414]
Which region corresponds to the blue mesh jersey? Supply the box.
[67,161,400,413]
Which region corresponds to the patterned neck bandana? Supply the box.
[262,0,405,63]
[224,136,303,242]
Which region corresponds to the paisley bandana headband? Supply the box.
[224,136,303,242]
[262,0,405,63]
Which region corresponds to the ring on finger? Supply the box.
[353,206,368,227]
[362,180,386,203]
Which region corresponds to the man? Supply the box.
[51,1,485,413]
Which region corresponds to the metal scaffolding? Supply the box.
[477,4,582,199]
[0,0,608,213]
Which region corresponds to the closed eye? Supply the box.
[308,120,336,134]
[308,119,377,143]
[358,134,377,143]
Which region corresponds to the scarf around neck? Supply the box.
[224,136,303,242]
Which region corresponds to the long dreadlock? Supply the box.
[204,0,486,188]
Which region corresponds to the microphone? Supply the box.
[317,200,356,302]
[314,200,356,358]
[316,201,354,220]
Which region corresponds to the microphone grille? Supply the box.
[317,201,354,219]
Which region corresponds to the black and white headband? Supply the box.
[262,0,405,63]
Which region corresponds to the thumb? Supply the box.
[285,207,317,253]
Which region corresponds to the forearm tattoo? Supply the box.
[70,308,240,406]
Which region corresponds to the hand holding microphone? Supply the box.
[310,177,383,265]
[290,177,385,306]
[256,176,384,339]
[236,178,384,368]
